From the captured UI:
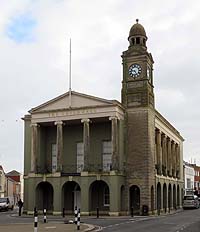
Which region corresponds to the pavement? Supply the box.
[1,211,95,232]
[0,223,93,232]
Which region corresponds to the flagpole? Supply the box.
[69,38,72,107]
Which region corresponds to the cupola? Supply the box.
[128,19,147,48]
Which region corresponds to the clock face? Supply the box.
[128,64,142,78]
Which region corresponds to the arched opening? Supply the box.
[136,37,140,44]
[173,184,176,209]
[151,185,154,214]
[177,185,180,207]
[168,184,172,212]
[89,180,110,215]
[129,185,140,215]
[157,183,161,215]
[163,183,167,213]
[120,185,126,212]
[62,181,81,214]
[36,182,53,212]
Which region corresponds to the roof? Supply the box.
[129,19,147,38]
[6,170,21,176]
[28,90,124,114]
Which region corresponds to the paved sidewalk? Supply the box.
[0,222,92,232]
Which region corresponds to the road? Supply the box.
[82,209,200,232]
[1,208,200,232]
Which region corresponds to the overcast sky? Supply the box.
[0,0,200,173]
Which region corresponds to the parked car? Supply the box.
[183,195,200,209]
[0,197,14,211]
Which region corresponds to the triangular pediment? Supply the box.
[30,91,117,113]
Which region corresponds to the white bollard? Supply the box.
[44,208,47,223]
[77,208,80,230]
[74,206,78,224]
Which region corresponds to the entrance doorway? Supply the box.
[36,182,53,212]
[129,185,140,215]
[62,181,81,214]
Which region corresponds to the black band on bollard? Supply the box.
[62,207,65,218]
[77,208,80,230]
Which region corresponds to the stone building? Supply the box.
[0,166,7,197]
[6,170,22,204]
[193,164,200,194]
[23,20,184,215]
[183,162,195,195]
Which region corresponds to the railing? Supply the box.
[35,165,52,174]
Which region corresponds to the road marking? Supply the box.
[45,226,56,229]
[93,226,103,231]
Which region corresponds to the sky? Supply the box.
[0,0,200,173]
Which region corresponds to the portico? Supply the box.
[23,91,125,215]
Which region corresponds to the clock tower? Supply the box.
[122,20,156,214]
[121,19,154,108]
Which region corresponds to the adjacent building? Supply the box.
[23,20,184,215]
[183,161,195,195]
[188,163,200,195]
[193,164,200,194]
[0,166,7,197]
[0,167,22,203]
[6,170,22,204]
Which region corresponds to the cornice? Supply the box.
[155,109,184,141]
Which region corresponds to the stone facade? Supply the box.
[23,20,184,216]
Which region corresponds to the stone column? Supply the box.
[31,123,38,173]
[109,116,119,170]
[162,134,167,176]
[167,137,172,177]
[171,141,176,178]
[156,129,162,175]
[176,145,180,179]
[81,118,90,171]
[175,144,179,178]
[55,121,63,172]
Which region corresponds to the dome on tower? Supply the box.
[129,19,146,38]
[128,19,147,48]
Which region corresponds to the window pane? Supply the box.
[77,142,84,172]
[102,141,112,171]
[52,144,57,172]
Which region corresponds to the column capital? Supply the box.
[155,128,161,133]
[109,116,118,121]
[30,123,39,128]
[167,136,171,142]
[161,133,167,139]
[81,118,90,123]
[54,121,63,126]
[171,140,175,145]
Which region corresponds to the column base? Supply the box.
[27,210,34,215]
[109,212,120,216]
[81,211,90,216]
[53,211,62,215]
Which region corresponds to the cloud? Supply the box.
[5,13,37,43]
[1,0,200,172]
